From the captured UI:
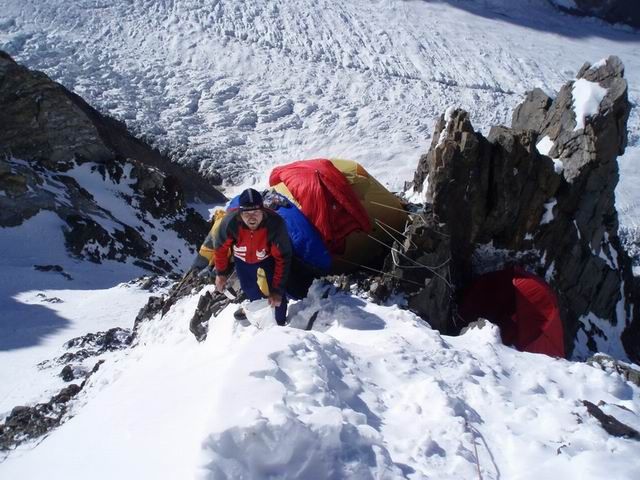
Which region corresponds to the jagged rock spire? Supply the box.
[399,56,638,361]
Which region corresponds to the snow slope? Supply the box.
[2,283,639,479]
[0,208,162,415]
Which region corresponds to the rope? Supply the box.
[347,215,469,333]
[369,200,413,215]
[332,257,427,288]
[466,419,483,480]
[375,218,418,250]
[365,233,454,289]
[372,219,450,271]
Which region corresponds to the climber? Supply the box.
[212,188,292,325]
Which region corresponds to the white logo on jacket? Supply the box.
[233,245,247,260]
[256,249,269,260]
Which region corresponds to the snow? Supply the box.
[590,58,609,71]
[404,175,429,204]
[437,106,457,148]
[553,158,565,174]
[2,283,640,479]
[536,136,565,174]
[616,146,640,231]
[536,135,555,156]
[2,0,639,193]
[573,221,583,242]
[0,211,157,415]
[599,231,619,270]
[541,198,557,225]
[62,161,196,271]
[574,284,630,361]
[2,0,640,477]
[572,79,608,131]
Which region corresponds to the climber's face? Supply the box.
[240,209,264,230]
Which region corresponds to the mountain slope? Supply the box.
[2,283,640,479]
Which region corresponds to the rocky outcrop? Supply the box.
[396,56,639,361]
[133,269,243,342]
[0,360,104,452]
[582,400,640,440]
[0,51,226,273]
[551,0,640,29]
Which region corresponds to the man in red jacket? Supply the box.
[213,188,292,325]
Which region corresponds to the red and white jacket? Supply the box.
[212,209,292,294]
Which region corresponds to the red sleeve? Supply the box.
[213,214,236,275]
[213,237,234,274]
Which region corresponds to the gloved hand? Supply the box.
[268,292,282,307]
[198,265,216,280]
[215,274,228,293]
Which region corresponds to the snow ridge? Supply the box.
[4,283,640,479]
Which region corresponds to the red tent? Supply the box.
[458,267,565,357]
[269,159,371,253]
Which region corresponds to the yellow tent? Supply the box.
[329,159,408,272]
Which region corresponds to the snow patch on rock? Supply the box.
[572,79,608,131]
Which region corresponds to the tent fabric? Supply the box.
[269,159,371,254]
[458,267,565,357]
[271,182,301,209]
[228,192,332,274]
[329,159,408,271]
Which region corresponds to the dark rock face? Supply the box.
[551,0,640,29]
[397,56,638,361]
[38,328,132,369]
[0,51,226,273]
[188,290,237,342]
[511,88,553,133]
[582,400,640,440]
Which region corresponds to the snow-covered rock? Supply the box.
[0,52,225,273]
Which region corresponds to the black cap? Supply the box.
[238,188,264,211]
